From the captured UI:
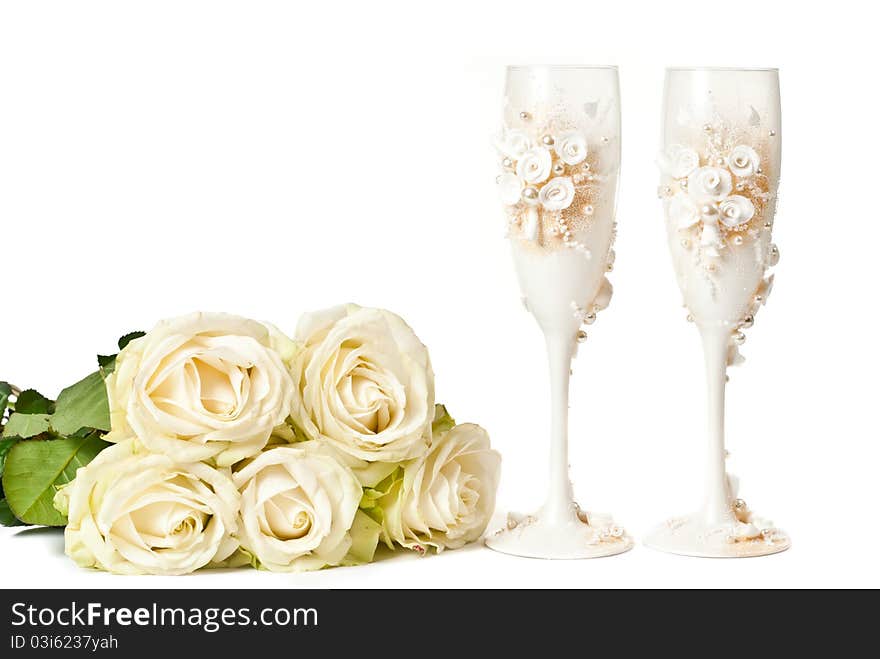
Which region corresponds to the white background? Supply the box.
[1,1,877,589]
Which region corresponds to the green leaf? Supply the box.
[50,371,111,435]
[2,434,109,526]
[344,510,382,565]
[0,498,24,526]
[359,466,403,523]
[0,437,15,472]
[432,403,455,436]
[0,382,12,416]
[118,331,145,351]
[14,389,54,415]
[0,437,17,498]
[97,354,116,372]
[2,413,52,439]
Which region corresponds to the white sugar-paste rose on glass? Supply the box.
[105,312,296,467]
[233,443,362,572]
[666,192,700,228]
[496,172,522,206]
[727,145,761,177]
[516,147,552,184]
[719,195,756,227]
[54,440,240,575]
[687,166,733,202]
[495,130,532,160]
[539,176,575,211]
[659,144,700,179]
[554,130,588,165]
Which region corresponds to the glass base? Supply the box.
[644,513,791,558]
[484,507,633,560]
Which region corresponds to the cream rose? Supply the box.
[727,144,761,177]
[378,423,501,552]
[554,130,588,165]
[290,304,434,463]
[233,444,362,572]
[687,166,733,202]
[54,440,239,575]
[106,312,296,467]
[515,147,552,184]
[539,176,575,211]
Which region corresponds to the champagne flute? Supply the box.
[485,65,632,559]
[646,67,790,557]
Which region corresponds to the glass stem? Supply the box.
[543,331,575,525]
[699,325,735,526]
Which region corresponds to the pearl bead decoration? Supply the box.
[522,186,538,202]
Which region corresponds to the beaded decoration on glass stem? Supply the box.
[645,67,790,558]
[484,65,632,559]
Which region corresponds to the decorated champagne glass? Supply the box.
[646,67,790,557]
[485,65,632,559]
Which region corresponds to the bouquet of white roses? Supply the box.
[0,305,501,575]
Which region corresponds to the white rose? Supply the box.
[515,147,552,184]
[727,145,761,177]
[719,195,756,227]
[554,130,588,165]
[666,192,699,228]
[233,444,361,572]
[55,440,239,575]
[687,166,733,202]
[378,423,501,552]
[494,129,532,160]
[539,176,576,211]
[290,304,434,463]
[105,312,296,467]
[659,144,700,179]
[496,172,522,206]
